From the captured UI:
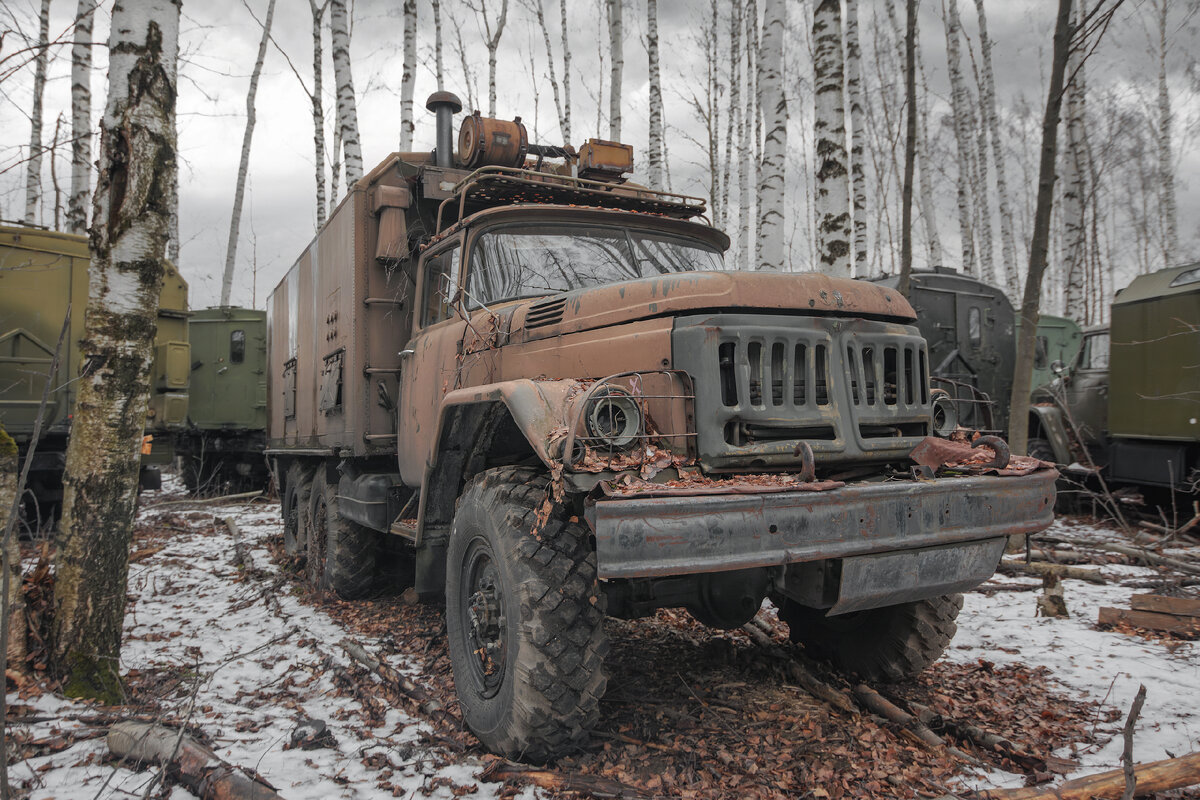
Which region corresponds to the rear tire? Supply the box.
[446,467,608,762]
[283,462,315,556]
[306,471,379,599]
[777,594,963,683]
[1027,437,1057,464]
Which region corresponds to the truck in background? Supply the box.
[266,94,1056,761]
[0,223,190,522]
[176,307,269,492]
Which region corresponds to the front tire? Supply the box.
[306,471,379,599]
[446,467,608,762]
[776,594,963,683]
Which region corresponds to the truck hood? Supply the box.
[509,271,916,342]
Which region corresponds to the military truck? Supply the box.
[267,94,1056,760]
[1030,264,1200,489]
[870,268,1016,435]
[176,307,269,492]
[0,223,190,520]
[1028,314,1083,393]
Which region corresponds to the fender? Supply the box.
[411,378,582,595]
[1028,404,1073,465]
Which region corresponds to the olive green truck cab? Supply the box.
[267,95,1056,760]
[0,224,189,518]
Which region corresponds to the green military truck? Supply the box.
[176,307,269,492]
[0,223,190,520]
[267,94,1056,760]
[1028,315,1083,393]
[1029,263,1200,489]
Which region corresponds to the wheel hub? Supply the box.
[466,569,506,686]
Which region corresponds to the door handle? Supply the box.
[398,349,415,359]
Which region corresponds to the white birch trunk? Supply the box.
[813,0,851,279]
[967,47,995,285]
[399,0,417,151]
[844,0,867,275]
[310,0,328,229]
[646,0,664,187]
[943,0,976,275]
[916,48,943,267]
[330,122,342,217]
[68,0,96,235]
[974,0,1019,293]
[474,0,510,118]
[757,0,787,272]
[1062,21,1086,321]
[533,0,569,144]
[331,0,363,185]
[607,0,622,141]
[750,0,764,268]
[737,3,751,270]
[24,0,52,224]
[1156,0,1178,265]
[432,0,444,88]
[221,0,277,308]
[51,0,179,700]
[560,0,571,142]
[722,3,741,239]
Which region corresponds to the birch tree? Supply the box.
[813,0,851,279]
[646,0,664,187]
[528,0,570,143]
[67,0,96,234]
[967,43,996,284]
[311,0,329,227]
[561,0,571,140]
[331,0,364,185]
[943,0,977,276]
[24,0,52,224]
[899,0,916,295]
[467,0,510,117]
[399,0,417,151]
[722,3,741,239]
[974,0,1019,292]
[1153,0,1178,265]
[757,0,787,272]
[607,0,623,140]
[844,0,868,274]
[1062,19,1087,321]
[51,0,180,699]
[221,0,277,308]
[737,2,752,269]
[432,0,445,88]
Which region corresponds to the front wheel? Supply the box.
[446,467,608,762]
[776,594,963,683]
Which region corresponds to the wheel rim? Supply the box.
[460,537,507,698]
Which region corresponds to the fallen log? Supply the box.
[997,560,1108,585]
[1130,594,1200,618]
[147,489,264,509]
[1066,541,1200,576]
[740,621,859,715]
[852,685,984,767]
[340,639,459,730]
[107,721,282,799]
[478,758,653,799]
[1098,607,1200,637]
[978,750,1200,799]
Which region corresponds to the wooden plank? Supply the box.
[1098,607,1200,636]
[1131,594,1200,618]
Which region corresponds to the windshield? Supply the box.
[465,224,725,307]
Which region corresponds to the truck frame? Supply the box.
[267,94,1056,761]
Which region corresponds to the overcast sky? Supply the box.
[2,0,1197,312]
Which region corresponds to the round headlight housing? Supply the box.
[931,390,959,438]
[585,386,642,449]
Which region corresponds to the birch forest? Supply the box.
[1,0,1197,319]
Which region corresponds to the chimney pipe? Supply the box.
[425,91,463,168]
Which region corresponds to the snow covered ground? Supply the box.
[5,483,1199,798]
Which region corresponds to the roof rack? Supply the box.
[434,165,709,233]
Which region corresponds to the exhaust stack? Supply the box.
[426,91,463,168]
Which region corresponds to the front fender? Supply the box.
[1029,404,1073,464]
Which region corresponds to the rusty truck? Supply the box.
[266,93,1057,761]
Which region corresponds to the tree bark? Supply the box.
[943,0,977,276]
[1154,0,1178,267]
[330,0,363,185]
[975,0,1020,294]
[310,0,329,229]
[399,0,417,151]
[532,0,568,144]
[748,0,762,268]
[737,1,752,270]
[721,2,740,235]
[899,0,916,295]
[757,0,787,272]
[1062,9,1087,322]
[470,0,510,118]
[844,0,868,275]
[560,0,571,142]
[979,750,1200,799]
[915,44,943,267]
[51,0,180,702]
[646,0,663,188]
[432,0,444,88]
[1007,0,1074,456]
[813,0,851,278]
[68,0,97,235]
[607,0,623,141]
[968,45,996,285]
[221,0,277,308]
[24,0,52,225]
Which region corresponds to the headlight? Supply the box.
[931,390,958,438]
[585,386,641,449]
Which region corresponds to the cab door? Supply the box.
[396,237,466,485]
[1063,329,1110,447]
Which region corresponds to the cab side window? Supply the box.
[230,329,246,364]
[967,307,982,349]
[1034,335,1048,369]
[421,245,462,327]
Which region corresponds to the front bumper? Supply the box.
[587,469,1057,580]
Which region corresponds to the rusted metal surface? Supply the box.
[457,112,529,169]
[909,435,1044,476]
[587,468,1057,580]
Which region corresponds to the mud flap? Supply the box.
[827,538,1006,616]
